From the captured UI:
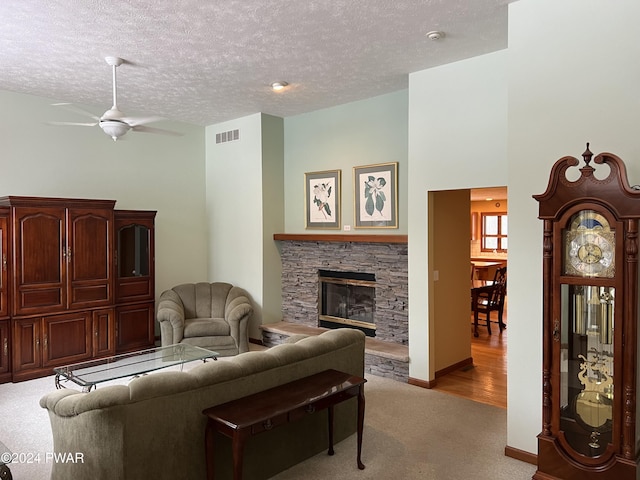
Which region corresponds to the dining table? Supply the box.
[471,260,504,280]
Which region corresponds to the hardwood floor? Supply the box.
[432,309,508,409]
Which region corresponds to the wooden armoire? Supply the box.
[0,196,155,383]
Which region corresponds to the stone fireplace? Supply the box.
[265,234,409,381]
[276,234,408,346]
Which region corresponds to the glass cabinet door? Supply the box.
[114,211,155,303]
[117,224,149,278]
[560,284,614,456]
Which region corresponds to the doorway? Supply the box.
[430,186,508,408]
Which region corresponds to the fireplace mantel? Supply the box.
[274,233,407,244]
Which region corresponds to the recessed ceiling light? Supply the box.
[426,31,445,41]
[271,81,289,91]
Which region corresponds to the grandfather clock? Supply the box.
[533,145,640,479]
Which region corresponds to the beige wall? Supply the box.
[430,189,472,372]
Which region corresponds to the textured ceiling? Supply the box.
[0,0,515,126]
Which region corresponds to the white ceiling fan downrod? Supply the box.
[100,56,130,141]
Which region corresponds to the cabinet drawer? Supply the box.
[251,413,288,434]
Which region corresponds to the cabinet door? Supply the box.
[0,214,8,318]
[13,206,66,315]
[93,309,115,357]
[0,320,10,379]
[116,302,155,352]
[12,318,41,372]
[114,212,155,303]
[42,312,92,367]
[67,207,113,309]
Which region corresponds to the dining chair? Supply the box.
[472,266,507,336]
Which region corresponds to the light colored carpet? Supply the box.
[0,366,536,479]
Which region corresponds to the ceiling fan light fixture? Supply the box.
[100,120,130,141]
[271,81,288,91]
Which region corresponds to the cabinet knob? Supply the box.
[263,419,273,430]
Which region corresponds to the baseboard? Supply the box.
[505,445,537,465]
[435,357,473,378]
[408,376,435,389]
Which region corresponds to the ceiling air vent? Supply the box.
[216,129,240,144]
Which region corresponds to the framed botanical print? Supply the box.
[304,169,341,229]
[353,162,398,228]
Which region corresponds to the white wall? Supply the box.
[205,113,284,338]
[0,89,208,302]
[260,115,284,326]
[407,50,508,381]
[506,0,640,455]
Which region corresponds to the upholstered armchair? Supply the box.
[157,282,253,356]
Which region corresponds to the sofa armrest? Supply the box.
[157,290,186,345]
[225,287,253,353]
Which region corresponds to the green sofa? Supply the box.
[39,328,366,480]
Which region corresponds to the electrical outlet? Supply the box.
[344,225,351,231]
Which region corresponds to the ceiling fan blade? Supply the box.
[131,125,182,136]
[121,115,165,127]
[51,103,100,121]
[47,121,98,127]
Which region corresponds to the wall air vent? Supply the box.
[216,129,240,144]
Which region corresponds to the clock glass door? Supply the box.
[560,284,614,456]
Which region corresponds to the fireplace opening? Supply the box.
[318,269,376,337]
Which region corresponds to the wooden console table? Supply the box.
[202,369,366,480]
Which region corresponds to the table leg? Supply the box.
[0,463,13,480]
[205,421,216,480]
[231,432,246,480]
[327,406,335,456]
[473,309,480,337]
[357,384,366,470]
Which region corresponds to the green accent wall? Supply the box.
[284,90,408,234]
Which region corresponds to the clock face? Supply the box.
[564,210,615,278]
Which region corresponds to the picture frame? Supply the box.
[353,162,398,228]
[304,169,341,229]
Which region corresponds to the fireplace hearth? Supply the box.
[318,270,376,337]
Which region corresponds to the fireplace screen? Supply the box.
[318,270,375,337]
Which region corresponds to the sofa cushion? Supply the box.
[183,318,230,337]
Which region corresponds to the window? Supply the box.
[481,213,508,252]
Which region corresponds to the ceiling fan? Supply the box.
[50,57,180,141]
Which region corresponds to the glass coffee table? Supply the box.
[54,344,218,392]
